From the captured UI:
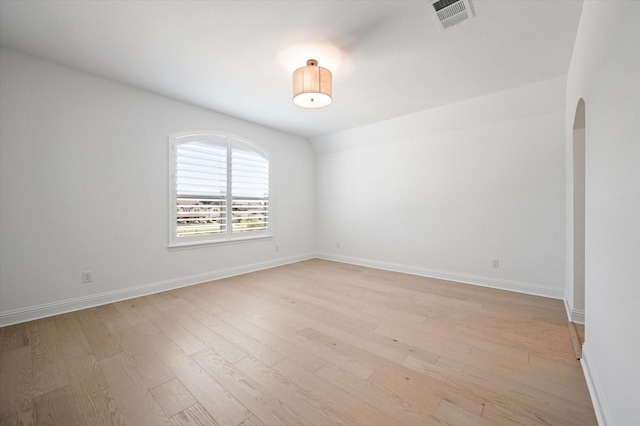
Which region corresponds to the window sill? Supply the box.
[168,234,273,251]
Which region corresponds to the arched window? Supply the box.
[169,132,271,247]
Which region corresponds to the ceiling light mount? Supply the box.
[292,59,332,109]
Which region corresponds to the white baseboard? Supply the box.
[571,308,585,324]
[563,298,572,321]
[581,343,611,425]
[316,253,564,299]
[0,253,314,327]
[563,298,586,324]
[0,252,566,326]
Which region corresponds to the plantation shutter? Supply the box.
[175,140,227,237]
[170,133,271,247]
[231,142,269,233]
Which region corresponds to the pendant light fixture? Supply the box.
[292,59,332,109]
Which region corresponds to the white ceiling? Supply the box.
[0,0,583,139]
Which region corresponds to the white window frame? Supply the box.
[169,132,272,248]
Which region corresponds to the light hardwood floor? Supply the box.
[0,259,596,425]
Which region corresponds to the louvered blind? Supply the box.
[232,144,269,233]
[176,141,227,237]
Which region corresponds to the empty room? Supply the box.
[0,1,638,425]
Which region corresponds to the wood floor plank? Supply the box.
[179,282,266,313]
[0,345,33,425]
[481,399,580,426]
[318,304,443,364]
[54,313,92,360]
[406,346,590,408]
[272,358,406,426]
[162,308,246,362]
[133,297,175,324]
[31,319,69,397]
[33,385,81,426]
[109,326,175,389]
[99,352,171,425]
[472,348,590,401]
[236,357,356,425]
[185,308,285,367]
[368,366,468,417]
[66,354,125,426]
[169,403,219,426]
[191,347,312,426]
[298,328,393,372]
[528,349,585,377]
[0,259,596,426]
[149,378,197,418]
[362,304,428,324]
[211,310,327,373]
[94,304,124,323]
[498,327,575,358]
[113,298,154,328]
[315,362,444,426]
[283,310,408,363]
[435,355,596,425]
[154,320,208,357]
[238,415,265,426]
[0,326,4,358]
[296,325,482,416]
[144,331,252,426]
[434,399,494,426]
[235,355,362,426]
[373,322,473,358]
[265,289,380,335]
[133,321,161,339]
[245,310,307,337]
[413,292,484,315]
[0,322,31,354]
[294,333,375,380]
[147,292,185,312]
[75,308,121,361]
[405,351,595,425]
[382,362,487,416]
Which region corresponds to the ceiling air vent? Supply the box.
[430,0,474,30]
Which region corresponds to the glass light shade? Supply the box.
[292,59,332,109]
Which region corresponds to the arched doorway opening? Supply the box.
[573,98,586,322]
[569,98,586,358]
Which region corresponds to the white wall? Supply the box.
[0,47,316,325]
[312,76,567,298]
[565,2,640,424]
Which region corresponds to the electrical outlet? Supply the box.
[491,259,500,268]
[82,271,93,283]
[336,242,341,249]
[275,245,280,252]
